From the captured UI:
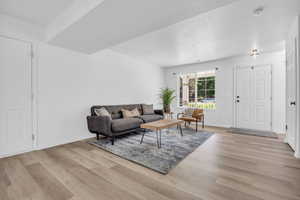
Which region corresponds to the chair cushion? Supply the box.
[111,118,143,132]
[139,114,163,123]
[178,116,197,122]
[192,109,204,118]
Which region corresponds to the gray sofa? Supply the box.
[87,104,164,145]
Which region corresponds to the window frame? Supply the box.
[196,76,215,102]
[178,70,216,109]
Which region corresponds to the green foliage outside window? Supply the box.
[180,74,216,109]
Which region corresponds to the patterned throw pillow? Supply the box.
[121,108,140,118]
[94,107,112,120]
[142,104,154,115]
[184,108,194,117]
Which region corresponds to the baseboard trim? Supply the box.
[0,135,95,159]
[204,123,231,129]
[0,149,33,159]
[35,135,95,151]
[295,151,300,159]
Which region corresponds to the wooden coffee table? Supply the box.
[140,119,184,148]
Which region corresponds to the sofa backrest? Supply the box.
[91,104,143,119]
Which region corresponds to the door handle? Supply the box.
[290,101,296,106]
[236,100,240,103]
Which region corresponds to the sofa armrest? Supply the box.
[86,115,112,136]
[154,109,164,116]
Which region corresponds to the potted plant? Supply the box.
[160,88,176,113]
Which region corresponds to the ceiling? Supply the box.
[111,0,300,67]
[1,0,299,67]
[48,0,238,53]
[0,0,74,26]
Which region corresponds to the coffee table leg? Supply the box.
[179,124,183,136]
[140,129,146,144]
[156,130,160,148]
[159,129,162,148]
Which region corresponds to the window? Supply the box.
[197,76,215,101]
[179,70,216,109]
[179,77,183,106]
[188,78,196,102]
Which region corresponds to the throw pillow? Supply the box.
[94,107,112,119]
[142,104,154,115]
[184,108,194,117]
[121,108,140,118]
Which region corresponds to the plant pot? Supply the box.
[164,104,171,113]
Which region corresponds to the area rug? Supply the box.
[227,128,278,138]
[88,128,213,174]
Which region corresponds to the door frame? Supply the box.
[296,35,300,158]
[285,16,300,158]
[0,35,36,158]
[285,37,298,151]
[294,35,300,158]
[233,64,273,131]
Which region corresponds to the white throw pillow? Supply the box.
[94,107,112,119]
[184,108,194,117]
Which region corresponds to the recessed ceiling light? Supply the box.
[250,49,260,57]
[253,6,264,16]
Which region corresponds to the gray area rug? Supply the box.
[228,128,278,138]
[88,128,213,174]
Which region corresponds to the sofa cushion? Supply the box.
[91,104,142,119]
[142,104,154,115]
[111,112,122,119]
[111,118,143,132]
[139,114,163,123]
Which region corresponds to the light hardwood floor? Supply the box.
[1,127,300,200]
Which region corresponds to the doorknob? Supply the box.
[236,100,240,103]
[290,101,296,106]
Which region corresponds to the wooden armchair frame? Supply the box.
[177,109,204,132]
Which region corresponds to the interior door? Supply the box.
[235,65,272,131]
[286,37,297,150]
[252,65,272,130]
[236,67,252,129]
[0,36,32,157]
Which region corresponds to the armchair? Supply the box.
[177,108,204,132]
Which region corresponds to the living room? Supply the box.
[1,0,300,200]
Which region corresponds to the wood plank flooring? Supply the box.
[1,127,300,200]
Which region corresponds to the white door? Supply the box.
[235,65,272,131]
[0,37,33,157]
[286,37,297,150]
[236,66,252,129]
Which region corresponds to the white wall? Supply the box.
[37,44,164,149]
[90,50,164,106]
[0,15,164,152]
[164,51,286,133]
